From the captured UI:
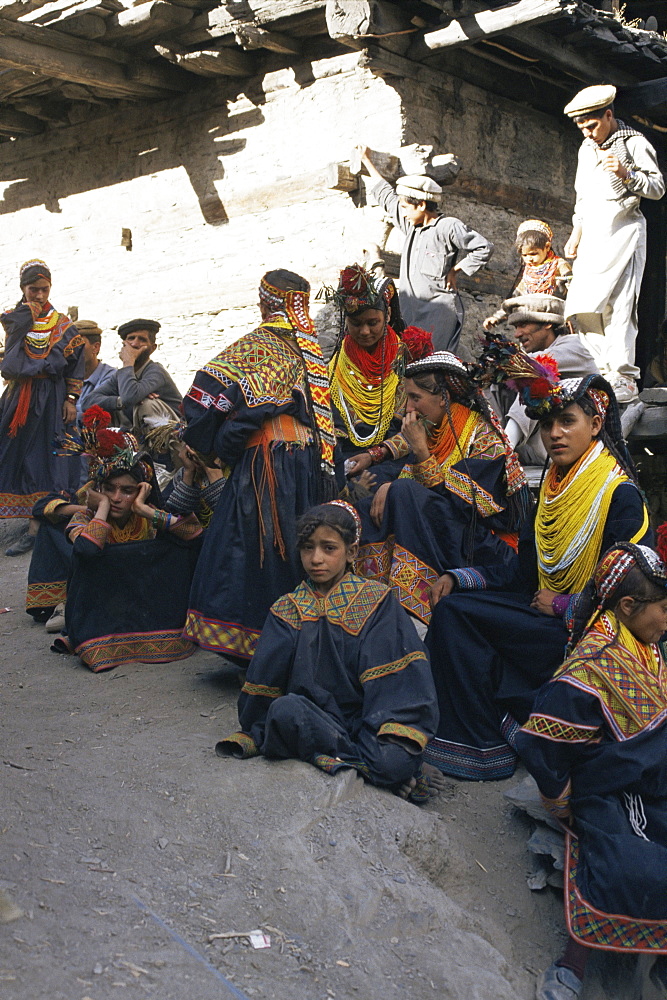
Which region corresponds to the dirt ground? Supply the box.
[0,544,661,1000]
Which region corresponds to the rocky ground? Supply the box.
[0,532,660,1000]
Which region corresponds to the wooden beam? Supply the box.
[408,0,573,55]
[0,104,44,132]
[234,23,300,55]
[326,0,414,46]
[179,0,326,47]
[0,27,189,95]
[155,43,253,77]
[0,14,127,62]
[105,1,192,44]
[47,12,107,38]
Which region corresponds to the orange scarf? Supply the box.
[427,402,480,465]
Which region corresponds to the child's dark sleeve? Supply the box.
[216,608,297,758]
[515,674,605,821]
[357,593,439,754]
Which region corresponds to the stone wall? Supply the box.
[0,48,581,387]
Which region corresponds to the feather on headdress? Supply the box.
[471,331,563,415]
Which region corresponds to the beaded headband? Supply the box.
[325,500,362,545]
[20,258,51,285]
[516,219,552,241]
[404,350,468,379]
[559,377,609,420]
[594,543,667,608]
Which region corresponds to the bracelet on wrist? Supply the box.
[367,445,386,465]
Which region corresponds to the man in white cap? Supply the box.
[563,84,664,401]
[359,146,493,352]
[493,294,599,466]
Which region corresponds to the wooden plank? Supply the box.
[408,0,572,55]
[104,1,193,43]
[155,42,253,77]
[0,28,188,94]
[179,0,326,47]
[233,23,300,55]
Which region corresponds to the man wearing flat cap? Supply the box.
[563,84,665,401]
[86,318,182,448]
[75,320,117,419]
[494,294,598,465]
[359,146,493,352]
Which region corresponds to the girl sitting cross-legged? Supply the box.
[216,501,442,803]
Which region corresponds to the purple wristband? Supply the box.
[551,594,570,618]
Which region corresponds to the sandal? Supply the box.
[536,963,583,1000]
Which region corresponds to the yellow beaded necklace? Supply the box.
[536,440,646,594]
[329,342,399,447]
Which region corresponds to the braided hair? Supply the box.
[569,542,667,652]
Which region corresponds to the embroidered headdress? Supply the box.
[259,270,336,491]
[516,219,552,242]
[58,405,160,505]
[594,543,667,608]
[405,350,531,529]
[19,259,51,285]
[568,542,666,651]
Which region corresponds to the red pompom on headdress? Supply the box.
[400,325,434,362]
[96,427,128,458]
[82,404,111,430]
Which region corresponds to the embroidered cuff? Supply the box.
[540,782,572,820]
[377,721,428,752]
[43,497,69,522]
[65,378,83,396]
[80,517,111,548]
[448,567,487,591]
[241,681,283,699]
[411,454,445,488]
[382,432,409,461]
[168,513,203,541]
[215,732,260,759]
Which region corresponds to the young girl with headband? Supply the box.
[517,543,667,1000]
[216,501,441,802]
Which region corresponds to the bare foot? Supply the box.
[422,762,447,796]
[396,776,417,800]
